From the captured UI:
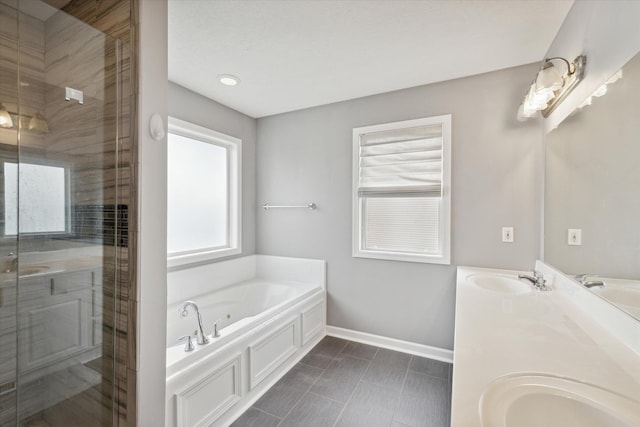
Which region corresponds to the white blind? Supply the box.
[364,197,440,254]
[358,124,443,197]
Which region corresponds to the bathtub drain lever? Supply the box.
[213,319,222,338]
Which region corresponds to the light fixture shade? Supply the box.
[28,112,49,133]
[517,103,535,121]
[526,83,548,110]
[606,69,623,85]
[536,63,564,93]
[0,104,13,128]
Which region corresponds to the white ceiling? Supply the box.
[168,0,573,119]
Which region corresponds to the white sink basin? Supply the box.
[592,285,640,319]
[468,274,532,294]
[480,374,640,427]
[593,286,640,308]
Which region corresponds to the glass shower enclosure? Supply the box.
[0,1,122,425]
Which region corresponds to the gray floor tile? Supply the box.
[361,359,409,391]
[336,381,399,427]
[310,354,370,402]
[372,348,411,367]
[340,342,379,361]
[301,336,350,369]
[253,363,324,418]
[279,392,343,427]
[300,352,335,369]
[409,356,451,380]
[230,407,281,427]
[236,340,453,427]
[403,371,449,398]
[312,336,349,357]
[394,376,450,427]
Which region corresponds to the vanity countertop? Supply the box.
[451,265,640,426]
[0,246,104,285]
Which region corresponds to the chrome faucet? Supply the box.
[177,301,209,345]
[584,281,606,288]
[518,270,548,291]
[574,274,605,288]
[4,252,17,273]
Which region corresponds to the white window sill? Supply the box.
[353,249,450,265]
[168,246,242,269]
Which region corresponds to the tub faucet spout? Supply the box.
[178,301,209,345]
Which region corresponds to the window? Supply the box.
[167,117,241,267]
[352,115,451,264]
[4,161,69,235]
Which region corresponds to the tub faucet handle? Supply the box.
[179,335,194,352]
[213,319,222,338]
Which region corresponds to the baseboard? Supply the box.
[326,325,453,363]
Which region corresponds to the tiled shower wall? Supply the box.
[0,0,137,424]
[42,1,138,425]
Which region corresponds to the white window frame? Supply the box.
[167,117,242,268]
[352,115,451,264]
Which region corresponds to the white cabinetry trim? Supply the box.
[175,354,241,427]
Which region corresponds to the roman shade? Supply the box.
[357,124,443,197]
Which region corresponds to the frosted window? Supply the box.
[4,162,67,235]
[167,133,228,254]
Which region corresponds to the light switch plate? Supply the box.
[568,228,582,245]
[502,227,514,243]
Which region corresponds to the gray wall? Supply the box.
[256,63,541,350]
[542,0,640,133]
[545,51,640,280]
[168,82,257,258]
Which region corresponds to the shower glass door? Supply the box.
[0,1,120,425]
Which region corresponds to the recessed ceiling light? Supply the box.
[217,74,240,86]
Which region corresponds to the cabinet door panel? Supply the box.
[24,298,83,367]
[50,270,92,295]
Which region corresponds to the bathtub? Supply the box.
[165,255,326,427]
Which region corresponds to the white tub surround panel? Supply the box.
[248,316,299,389]
[166,294,324,427]
[174,355,242,427]
[165,255,326,427]
[167,255,325,305]
[452,265,640,427]
[256,255,326,289]
[167,256,256,305]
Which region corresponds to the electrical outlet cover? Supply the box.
[568,228,582,245]
[502,227,514,243]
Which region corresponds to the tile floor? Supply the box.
[232,336,452,427]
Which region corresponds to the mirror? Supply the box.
[544,50,640,320]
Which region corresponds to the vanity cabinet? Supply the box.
[18,268,102,374]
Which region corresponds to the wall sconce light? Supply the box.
[577,69,622,110]
[0,103,13,128]
[517,55,587,121]
[28,112,49,133]
[0,103,49,134]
